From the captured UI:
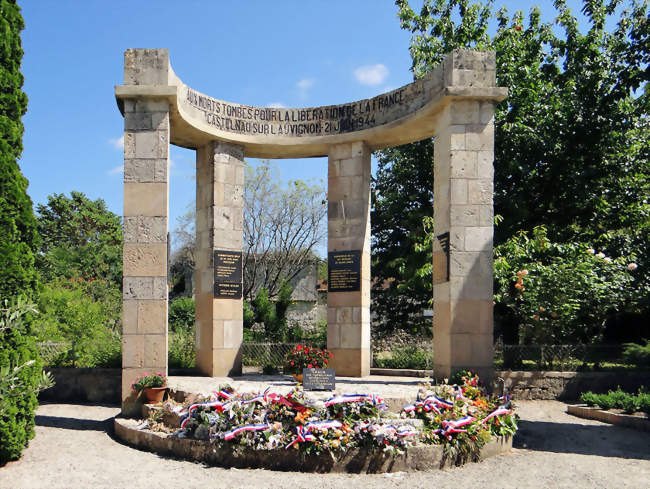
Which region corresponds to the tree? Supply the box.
[35,191,123,288]
[243,161,326,300]
[172,161,327,301]
[0,0,38,301]
[0,0,43,465]
[371,140,434,334]
[372,0,650,334]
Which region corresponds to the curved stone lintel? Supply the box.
[115,49,507,159]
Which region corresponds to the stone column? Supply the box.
[327,142,371,377]
[121,98,169,415]
[195,141,244,376]
[433,99,495,382]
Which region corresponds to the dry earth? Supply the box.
[1,400,649,489]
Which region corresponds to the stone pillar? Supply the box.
[121,98,169,415]
[327,142,371,377]
[195,141,244,376]
[433,99,495,382]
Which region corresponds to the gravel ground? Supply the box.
[1,400,649,489]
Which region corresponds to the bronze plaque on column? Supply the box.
[213,250,242,299]
[328,250,361,292]
[433,232,450,284]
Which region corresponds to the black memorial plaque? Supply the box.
[302,368,336,391]
[213,250,242,299]
[328,250,361,292]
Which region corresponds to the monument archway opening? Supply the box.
[116,48,506,415]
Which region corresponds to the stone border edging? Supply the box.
[114,418,512,473]
[567,405,650,432]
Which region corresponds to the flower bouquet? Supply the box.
[284,345,333,376]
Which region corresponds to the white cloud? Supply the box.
[267,102,286,108]
[107,165,123,175]
[296,78,315,90]
[354,64,389,86]
[109,135,124,149]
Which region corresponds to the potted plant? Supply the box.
[284,345,333,383]
[131,372,167,403]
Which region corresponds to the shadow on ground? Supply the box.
[35,414,115,432]
[514,419,650,460]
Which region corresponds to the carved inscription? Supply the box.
[184,84,420,138]
[214,250,242,299]
[328,250,361,292]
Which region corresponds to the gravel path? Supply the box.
[1,400,649,489]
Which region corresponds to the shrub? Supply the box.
[595,393,615,410]
[374,345,432,370]
[579,391,598,407]
[622,341,650,369]
[0,300,42,465]
[168,297,195,333]
[169,327,195,368]
[36,279,120,367]
[494,226,638,345]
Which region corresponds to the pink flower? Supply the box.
[628,263,638,271]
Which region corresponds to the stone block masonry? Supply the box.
[121,98,170,416]
[116,48,506,414]
[327,142,371,376]
[194,141,244,377]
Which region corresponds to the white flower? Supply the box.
[586,248,595,254]
[628,263,638,271]
[596,252,606,258]
[603,257,612,263]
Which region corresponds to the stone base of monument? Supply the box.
[114,417,512,473]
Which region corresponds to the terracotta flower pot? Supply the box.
[143,386,167,403]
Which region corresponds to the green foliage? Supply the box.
[374,345,433,370]
[494,226,638,344]
[243,301,255,329]
[131,372,166,391]
[622,340,650,368]
[0,299,42,465]
[0,0,39,301]
[35,192,123,287]
[372,140,434,334]
[374,0,650,334]
[168,297,195,333]
[250,282,293,342]
[168,327,195,368]
[580,387,649,415]
[36,278,121,367]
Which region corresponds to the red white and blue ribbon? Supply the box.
[213,389,233,400]
[481,407,513,424]
[285,425,316,449]
[325,394,384,408]
[223,423,270,441]
[179,400,227,429]
[306,419,343,431]
[442,415,475,431]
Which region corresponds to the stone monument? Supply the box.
[116,48,506,415]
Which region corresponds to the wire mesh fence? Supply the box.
[494,343,626,370]
[241,342,326,367]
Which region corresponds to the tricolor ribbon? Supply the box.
[223,423,270,441]
[441,415,475,430]
[306,419,343,431]
[481,407,513,424]
[285,425,315,449]
[179,400,226,429]
[325,394,384,408]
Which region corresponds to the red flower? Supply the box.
[329,353,334,358]
[290,361,294,366]
[296,345,303,351]
[308,364,313,368]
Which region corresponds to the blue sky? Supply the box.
[19,1,588,249]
